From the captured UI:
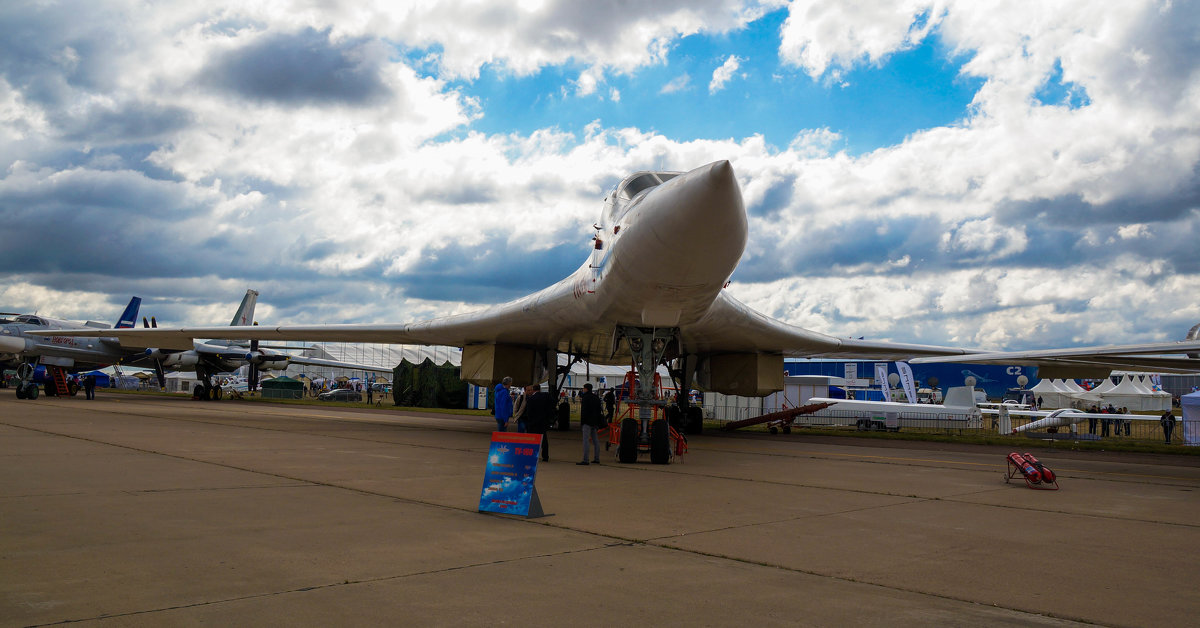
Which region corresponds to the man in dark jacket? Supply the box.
[524,385,553,461]
[603,387,616,421]
[578,383,603,465]
[1160,410,1177,444]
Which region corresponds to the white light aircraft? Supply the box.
[804,386,984,429]
[37,161,1200,461]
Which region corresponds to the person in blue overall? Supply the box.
[493,376,514,431]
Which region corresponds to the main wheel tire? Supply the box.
[15,385,27,399]
[25,383,39,400]
[685,406,704,435]
[211,386,222,400]
[650,419,670,464]
[618,418,639,463]
[68,382,79,396]
[193,384,206,400]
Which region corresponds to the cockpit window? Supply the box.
[614,170,684,201]
[619,173,661,199]
[15,315,44,326]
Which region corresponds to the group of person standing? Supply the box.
[492,378,617,464]
[492,377,553,462]
[1084,404,1133,437]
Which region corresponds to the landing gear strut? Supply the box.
[14,359,40,400]
[191,368,223,400]
[613,326,679,464]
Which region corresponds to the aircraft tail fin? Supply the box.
[230,290,259,327]
[115,297,141,329]
[943,386,977,408]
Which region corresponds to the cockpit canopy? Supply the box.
[604,170,683,227]
[614,171,681,202]
[14,315,46,326]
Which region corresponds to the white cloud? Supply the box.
[779,0,941,80]
[709,55,743,93]
[660,73,691,94]
[0,0,1197,355]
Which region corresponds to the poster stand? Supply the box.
[478,432,549,518]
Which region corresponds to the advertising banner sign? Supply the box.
[875,363,891,401]
[478,432,545,517]
[896,361,917,404]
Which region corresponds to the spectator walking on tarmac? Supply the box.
[493,377,514,432]
[1160,410,1177,444]
[578,383,603,465]
[525,385,553,461]
[83,374,96,400]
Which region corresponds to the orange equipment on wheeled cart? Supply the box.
[604,402,687,459]
[601,365,686,463]
[1004,452,1059,490]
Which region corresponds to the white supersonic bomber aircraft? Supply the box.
[38,161,1200,462]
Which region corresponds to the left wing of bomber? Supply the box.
[677,290,978,359]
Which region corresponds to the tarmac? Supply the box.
[3,390,1199,627]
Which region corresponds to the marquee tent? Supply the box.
[1182,392,1200,446]
[1029,379,1073,408]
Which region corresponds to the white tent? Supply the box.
[1137,376,1173,411]
[1063,379,1087,393]
[1030,379,1073,408]
[1182,392,1200,446]
[1091,377,1119,395]
[1100,375,1158,411]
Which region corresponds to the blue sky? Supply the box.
[450,8,983,154]
[0,0,1197,352]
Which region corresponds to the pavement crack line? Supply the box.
[5,417,1191,530]
[0,414,1134,628]
[22,543,628,627]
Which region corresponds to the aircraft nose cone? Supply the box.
[650,159,747,276]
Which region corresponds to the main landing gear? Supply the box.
[13,360,40,400]
[191,368,224,400]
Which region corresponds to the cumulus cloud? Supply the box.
[199,28,393,107]
[660,73,691,94]
[709,55,743,93]
[0,0,1197,355]
[779,0,940,80]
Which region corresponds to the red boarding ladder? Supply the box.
[49,366,71,397]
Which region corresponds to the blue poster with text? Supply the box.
[478,432,544,517]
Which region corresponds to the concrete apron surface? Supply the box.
[2,391,1198,627]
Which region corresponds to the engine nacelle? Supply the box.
[460,344,544,387]
[695,352,784,397]
[245,351,289,368]
[161,351,199,369]
[0,335,32,355]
